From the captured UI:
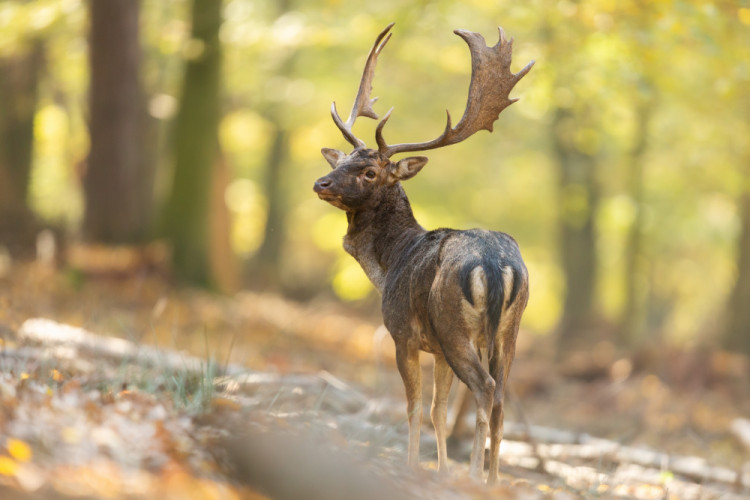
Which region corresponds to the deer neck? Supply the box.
[343,185,425,293]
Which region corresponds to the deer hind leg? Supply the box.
[431,353,454,473]
[395,340,422,469]
[439,337,495,480]
[486,348,508,485]
[487,314,522,484]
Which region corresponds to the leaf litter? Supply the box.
[0,262,749,499]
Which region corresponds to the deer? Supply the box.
[313,23,533,484]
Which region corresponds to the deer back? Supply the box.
[381,227,527,356]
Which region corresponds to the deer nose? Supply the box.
[313,178,332,193]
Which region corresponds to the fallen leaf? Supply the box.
[0,456,18,476]
[50,369,64,382]
[211,396,241,412]
[7,439,32,462]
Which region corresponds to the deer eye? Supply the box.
[364,170,377,180]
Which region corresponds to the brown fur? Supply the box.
[314,150,529,482]
[315,23,533,484]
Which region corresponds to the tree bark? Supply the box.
[250,127,288,289]
[619,100,652,345]
[724,190,750,354]
[84,0,151,243]
[162,0,223,286]
[551,108,599,347]
[0,42,44,254]
[247,0,294,291]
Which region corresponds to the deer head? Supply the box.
[313,23,534,211]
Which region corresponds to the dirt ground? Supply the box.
[1,261,749,499]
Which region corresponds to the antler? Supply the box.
[376,27,535,157]
[330,23,394,149]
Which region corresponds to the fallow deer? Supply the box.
[313,23,533,483]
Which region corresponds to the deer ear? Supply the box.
[321,148,347,169]
[389,156,428,184]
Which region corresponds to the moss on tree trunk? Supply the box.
[162,0,223,286]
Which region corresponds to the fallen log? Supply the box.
[730,418,750,451]
[17,317,244,376]
[499,422,750,495]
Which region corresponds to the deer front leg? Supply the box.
[431,353,453,473]
[396,341,422,468]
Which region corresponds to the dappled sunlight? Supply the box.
[332,256,373,302]
[1,0,750,497]
[521,251,562,333]
[225,178,267,255]
[1,264,748,497]
[29,105,82,227]
[219,110,272,159]
[311,211,346,251]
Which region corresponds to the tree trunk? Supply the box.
[250,127,288,289]
[162,0,223,286]
[247,0,295,291]
[724,190,750,354]
[619,100,652,345]
[0,42,43,254]
[84,0,151,243]
[551,108,599,347]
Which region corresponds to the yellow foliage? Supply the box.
[219,111,271,155]
[7,438,32,463]
[600,195,637,231]
[312,212,347,251]
[35,104,67,152]
[225,178,267,255]
[0,456,18,476]
[522,254,562,333]
[437,44,467,74]
[225,178,262,214]
[29,104,82,226]
[291,121,338,163]
[332,257,373,301]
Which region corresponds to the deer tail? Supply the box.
[459,258,506,358]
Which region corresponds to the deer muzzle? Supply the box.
[313,177,333,196]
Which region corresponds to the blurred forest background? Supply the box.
[1,0,749,355]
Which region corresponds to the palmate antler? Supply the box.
[377,28,535,156]
[330,24,534,157]
[330,23,394,149]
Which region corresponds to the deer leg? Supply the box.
[431,353,453,473]
[487,349,508,484]
[487,316,521,484]
[440,340,494,480]
[468,363,494,480]
[396,341,422,469]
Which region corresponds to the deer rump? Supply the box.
[381,227,526,368]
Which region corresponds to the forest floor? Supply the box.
[0,260,749,499]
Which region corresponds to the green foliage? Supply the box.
[5,0,750,341]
